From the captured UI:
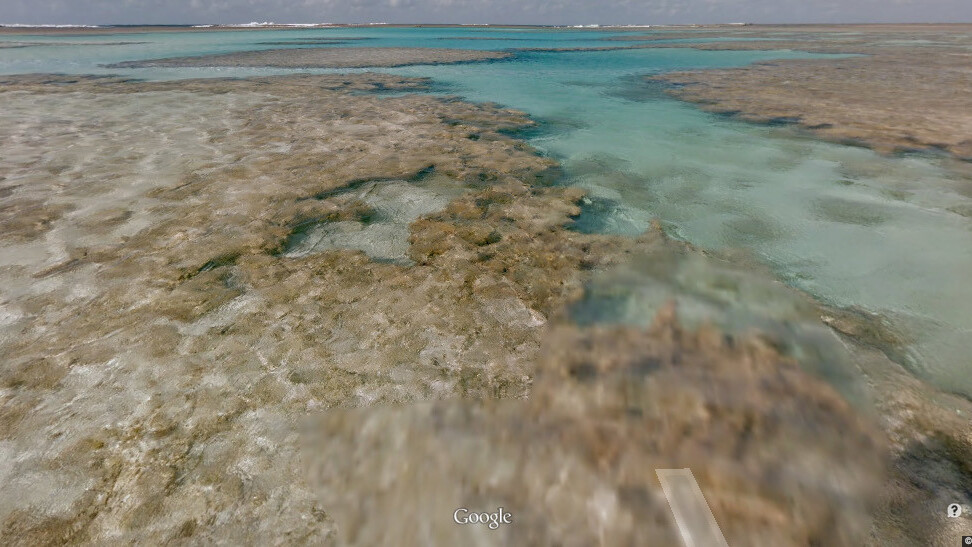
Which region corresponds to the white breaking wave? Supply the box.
[193,22,336,28]
[0,23,101,28]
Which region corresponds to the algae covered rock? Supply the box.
[307,306,886,546]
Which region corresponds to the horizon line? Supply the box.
[4,21,972,28]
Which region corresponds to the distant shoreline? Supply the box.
[4,22,971,35]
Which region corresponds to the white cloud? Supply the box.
[3,0,970,25]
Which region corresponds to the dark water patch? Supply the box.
[709,109,747,120]
[349,78,445,96]
[565,153,659,202]
[281,218,323,253]
[566,247,876,406]
[603,74,674,102]
[0,73,140,86]
[722,215,788,245]
[496,113,587,141]
[276,206,381,256]
[565,151,632,176]
[276,219,327,257]
[559,153,666,233]
[184,252,240,279]
[566,195,626,234]
[820,305,917,369]
[560,79,609,89]
[308,165,436,201]
[947,176,972,199]
[368,256,408,265]
[348,78,452,97]
[507,44,646,53]
[408,165,437,181]
[529,164,565,187]
[274,36,372,42]
[254,40,352,46]
[567,286,630,326]
[810,196,891,226]
[946,204,972,218]
[417,80,461,95]
[104,47,512,70]
[890,144,957,162]
[764,116,803,126]
[434,36,535,41]
[880,187,913,202]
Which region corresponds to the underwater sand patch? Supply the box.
[282,173,468,263]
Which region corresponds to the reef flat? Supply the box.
[0,71,628,543]
[310,310,886,546]
[105,47,510,69]
[0,69,969,545]
[638,25,972,159]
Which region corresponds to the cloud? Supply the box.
[3,0,970,25]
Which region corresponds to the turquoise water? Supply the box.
[3,27,972,396]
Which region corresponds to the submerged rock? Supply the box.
[644,25,972,160]
[308,307,886,546]
[105,47,511,69]
[0,72,610,543]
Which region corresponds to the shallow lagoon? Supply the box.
[2,27,971,395]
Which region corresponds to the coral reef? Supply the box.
[0,68,969,545]
[105,47,510,69]
[309,309,887,546]
[640,25,972,159]
[0,72,615,543]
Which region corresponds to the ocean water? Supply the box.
[2,27,971,396]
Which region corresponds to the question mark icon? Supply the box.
[948,503,962,518]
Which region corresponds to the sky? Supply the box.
[2,0,971,26]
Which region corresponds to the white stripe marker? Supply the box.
[656,469,730,547]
